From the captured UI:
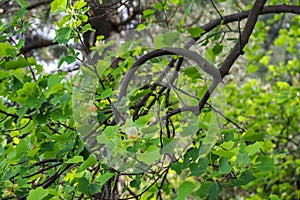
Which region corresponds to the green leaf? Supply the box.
[254,156,275,171]
[185,2,193,16]
[96,59,110,76]
[170,0,179,4]
[74,0,87,10]
[136,24,147,31]
[0,56,31,70]
[218,157,231,174]
[236,152,250,166]
[67,156,84,163]
[134,115,149,127]
[99,88,113,99]
[48,74,64,89]
[171,162,183,175]
[80,155,97,171]
[46,83,63,98]
[16,38,25,49]
[204,48,216,63]
[89,184,99,195]
[270,194,281,200]
[208,182,222,199]
[198,120,209,130]
[153,34,164,49]
[274,29,288,46]
[211,149,235,158]
[154,31,180,49]
[50,0,67,13]
[231,170,256,186]
[259,55,270,66]
[77,177,90,194]
[181,126,194,136]
[182,67,201,79]
[137,151,161,165]
[184,148,199,163]
[130,175,141,188]
[189,158,208,176]
[40,142,55,152]
[58,53,79,67]
[16,105,28,124]
[15,139,28,159]
[103,125,119,138]
[195,181,213,199]
[242,131,265,141]
[239,142,246,154]
[163,31,180,46]
[143,9,155,18]
[95,172,115,186]
[223,130,235,141]
[220,141,234,150]
[245,142,261,156]
[276,81,290,89]
[153,3,163,11]
[246,64,259,73]
[27,187,49,200]
[187,27,205,37]
[212,43,223,55]
[16,0,29,8]
[54,27,72,44]
[175,181,195,200]
[0,42,16,58]
[17,8,27,18]
[81,23,94,33]
[36,113,48,125]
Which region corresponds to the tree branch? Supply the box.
[204,5,300,34]
[185,5,300,49]
[21,39,57,54]
[116,4,300,123]
[195,0,268,113]
[26,0,52,10]
[153,1,281,120]
[218,0,268,77]
[0,109,32,119]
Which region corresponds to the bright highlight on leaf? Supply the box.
[27,187,49,200]
[50,0,67,13]
[187,27,205,37]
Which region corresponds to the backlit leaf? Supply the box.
[187,27,205,37]
[27,187,49,200]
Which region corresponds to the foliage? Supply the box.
[0,0,299,199]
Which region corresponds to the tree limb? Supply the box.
[195,0,268,113]
[21,39,57,54]
[185,5,300,48]
[218,0,268,77]
[27,0,52,10]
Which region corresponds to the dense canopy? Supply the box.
[0,0,299,199]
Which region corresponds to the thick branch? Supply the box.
[27,0,52,10]
[195,0,268,113]
[202,5,300,33]
[184,5,300,48]
[21,39,57,54]
[40,163,73,188]
[218,0,268,77]
[0,109,32,119]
